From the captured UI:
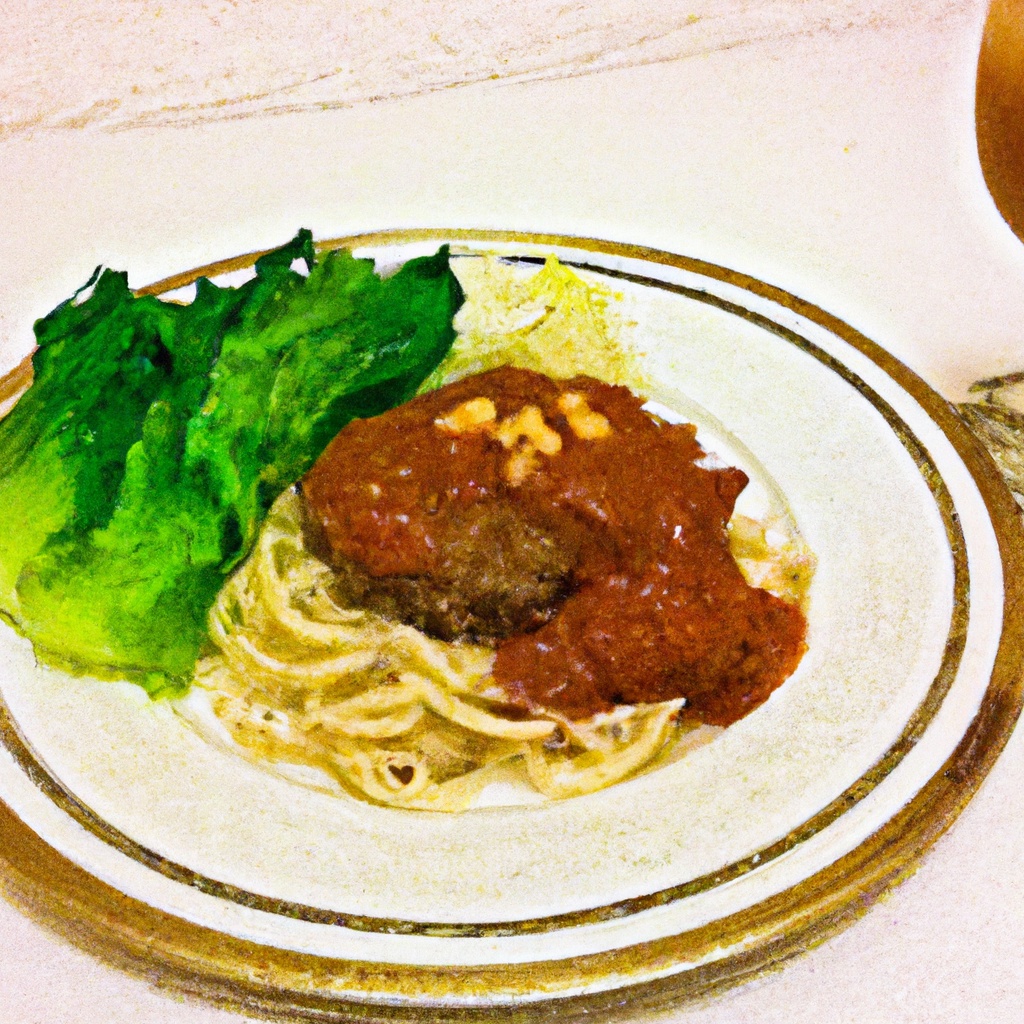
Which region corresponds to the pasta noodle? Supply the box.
[187,489,707,810]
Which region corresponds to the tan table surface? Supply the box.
[1,3,1022,1021]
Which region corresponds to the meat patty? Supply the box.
[303,496,578,642]
[300,367,598,643]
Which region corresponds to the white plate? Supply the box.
[0,230,1021,1019]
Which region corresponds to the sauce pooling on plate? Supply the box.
[302,367,807,727]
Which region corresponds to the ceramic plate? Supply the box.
[0,230,1021,1021]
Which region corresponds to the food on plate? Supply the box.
[0,231,463,694]
[188,254,814,809]
[0,237,813,809]
[302,366,806,725]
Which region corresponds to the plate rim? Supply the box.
[1,228,1022,1019]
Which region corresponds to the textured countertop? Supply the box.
[2,3,1022,1021]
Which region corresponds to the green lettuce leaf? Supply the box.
[0,231,463,695]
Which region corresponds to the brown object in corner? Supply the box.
[977,0,1024,240]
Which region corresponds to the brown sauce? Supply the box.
[301,367,807,727]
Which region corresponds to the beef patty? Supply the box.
[302,496,578,642]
